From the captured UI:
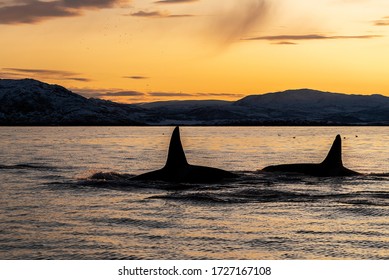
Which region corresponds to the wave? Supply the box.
[148,189,389,207]
[43,170,389,207]
[0,163,57,170]
[76,172,198,191]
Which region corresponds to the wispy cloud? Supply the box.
[155,0,198,4]
[0,72,25,79]
[336,0,368,3]
[273,41,297,45]
[130,10,168,17]
[103,91,145,97]
[4,68,76,76]
[245,34,382,42]
[71,88,144,98]
[0,1,77,24]
[198,93,244,98]
[123,76,149,79]
[205,0,271,48]
[128,10,193,18]
[72,88,244,102]
[62,0,127,9]
[67,77,92,82]
[148,92,244,98]
[373,16,389,26]
[2,67,91,82]
[0,0,130,24]
[149,92,194,97]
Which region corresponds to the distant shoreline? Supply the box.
[2,79,389,127]
[1,123,389,127]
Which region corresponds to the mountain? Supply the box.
[0,79,146,125]
[232,89,389,124]
[1,78,389,125]
[136,100,240,125]
[236,89,389,113]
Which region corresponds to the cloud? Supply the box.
[206,0,271,48]
[0,72,25,79]
[245,34,382,42]
[148,92,244,98]
[123,76,149,79]
[0,1,78,24]
[165,14,193,18]
[198,93,243,98]
[71,88,244,102]
[336,0,368,3]
[2,67,91,82]
[62,0,126,9]
[155,0,198,4]
[149,92,194,97]
[273,41,297,45]
[0,0,129,24]
[71,88,144,98]
[103,91,144,97]
[130,10,167,17]
[373,16,389,26]
[66,77,92,82]
[4,68,76,76]
[128,10,193,18]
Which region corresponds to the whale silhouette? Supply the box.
[132,126,237,183]
[262,135,360,176]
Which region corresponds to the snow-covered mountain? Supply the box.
[1,79,389,125]
[236,89,389,112]
[233,89,389,124]
[0,79,145,125]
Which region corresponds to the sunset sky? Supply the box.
[1,0,389,103]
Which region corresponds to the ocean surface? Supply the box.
[1,126,389,260]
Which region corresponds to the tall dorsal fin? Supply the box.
[164,126,188,168]
[321,134,343,167]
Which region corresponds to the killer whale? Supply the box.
[262,135,360,176]
[132,126,237,183]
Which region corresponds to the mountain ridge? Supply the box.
[1,78,389,125]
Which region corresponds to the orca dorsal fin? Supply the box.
[321,134,343,167]
[165,126,188,168]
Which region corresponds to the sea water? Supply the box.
[0,126,388,259]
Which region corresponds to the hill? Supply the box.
[1,79,389,125]
[0,79,145,125]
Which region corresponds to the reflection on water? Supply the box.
[0,127,389,259]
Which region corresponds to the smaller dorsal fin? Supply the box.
[321,134,343,167]
[164,126,188,168]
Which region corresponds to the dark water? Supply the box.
[1,127,389,259]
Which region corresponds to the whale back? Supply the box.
[164,126,188,169]
[321,134,343,167]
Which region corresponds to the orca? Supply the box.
[262,135,360,176]
[132,126,237,183]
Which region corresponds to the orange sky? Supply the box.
[1,0,389,103]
